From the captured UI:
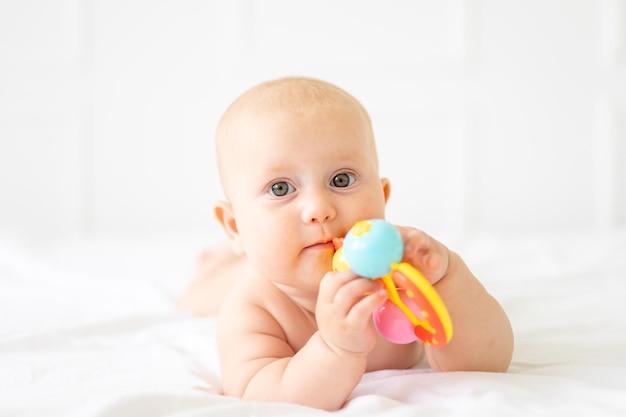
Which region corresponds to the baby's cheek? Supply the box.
[250,243,288,275]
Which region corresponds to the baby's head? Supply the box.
[213,77,390,290]
[215,77,378,196]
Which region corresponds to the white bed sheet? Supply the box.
[1,230,626,416]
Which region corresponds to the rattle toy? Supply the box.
[333,219,453,347]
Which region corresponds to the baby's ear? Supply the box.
[381,177,391,204]
[213,200,244,255]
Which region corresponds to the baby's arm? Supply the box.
[218,271,387,411]
[398,227,514,372]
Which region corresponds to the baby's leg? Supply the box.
[176,245,243,316]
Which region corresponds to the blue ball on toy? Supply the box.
[342,219,404,278]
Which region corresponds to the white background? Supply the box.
[1,0,625,244]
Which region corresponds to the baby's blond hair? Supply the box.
[215,77,378,196]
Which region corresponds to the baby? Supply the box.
[178,76,514,410]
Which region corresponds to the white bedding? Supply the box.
[2,230,626,416]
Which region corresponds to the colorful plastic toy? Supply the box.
[333,219,453,347]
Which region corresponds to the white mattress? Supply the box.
[2,230,626,416]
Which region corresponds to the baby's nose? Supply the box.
[301,191,336,224]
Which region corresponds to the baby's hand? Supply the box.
[315,270,387,356]
[397,226,450,286]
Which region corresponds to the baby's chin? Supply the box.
[255,248,334,287]
[257,261,328,288]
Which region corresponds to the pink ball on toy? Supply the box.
[373,289,423,344]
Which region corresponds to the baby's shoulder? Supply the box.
[219,274,291,320]
[223,271,280,303]
[219,277,316,346]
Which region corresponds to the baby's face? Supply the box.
[219,102,389,294]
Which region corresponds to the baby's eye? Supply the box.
[269,181,295,197]
[331,172,356,188]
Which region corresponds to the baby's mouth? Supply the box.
[304,237,344,252]
[305,241,335,251]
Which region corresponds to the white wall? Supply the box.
[1,0,624,243]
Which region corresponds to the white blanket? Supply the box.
[2,230,626,416]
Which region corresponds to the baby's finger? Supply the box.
[345,287,388,324]
[332,278,383,314]
[396,226,448,283]
[318,269,359,304]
